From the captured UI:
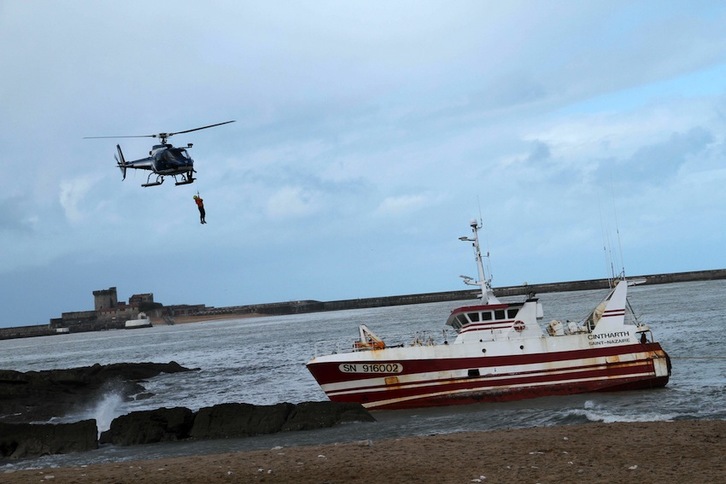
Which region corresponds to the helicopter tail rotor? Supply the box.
[115,144,127,180]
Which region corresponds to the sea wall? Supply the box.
[321,269,726,311]
[155,268,726,319]
[0,324,55,340]
[321,289,479,312]
[2,268,724,340]
[495,269,726,297]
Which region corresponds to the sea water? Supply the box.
[1,279,724,469]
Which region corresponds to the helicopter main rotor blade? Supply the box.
[83,134,157,139]
[84,120,234,141]
[166,120,235,138]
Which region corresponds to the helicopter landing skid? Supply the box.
[142,174,164,187]
[174,173,195,186]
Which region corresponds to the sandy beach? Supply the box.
[3,420,723,483]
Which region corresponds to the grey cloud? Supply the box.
[624,127,714,183]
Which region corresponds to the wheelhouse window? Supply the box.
[468,312,480,322]
[482,311,492,321]
[507,308,519,319]
[494,309,506,320]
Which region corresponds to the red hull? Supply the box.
[318,374,671,410]
[307,344,671,410]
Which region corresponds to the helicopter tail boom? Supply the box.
[115,144,127,180]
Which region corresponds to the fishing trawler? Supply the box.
[307,220,671,410]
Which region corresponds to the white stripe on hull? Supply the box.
[316,349,667,408]
[320,349,659,394]
[362,371,657,409]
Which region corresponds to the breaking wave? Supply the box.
[567,399,678,423]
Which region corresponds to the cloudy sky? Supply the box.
[2,1,725,327]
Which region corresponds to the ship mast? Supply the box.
[459,219,501,304]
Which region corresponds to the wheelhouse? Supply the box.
[446,302,525,332]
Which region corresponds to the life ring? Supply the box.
[513,321,525,332]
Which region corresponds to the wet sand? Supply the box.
[3,420,724,483]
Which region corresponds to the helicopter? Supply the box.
[85,120,235,187]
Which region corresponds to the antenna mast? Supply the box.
[459,219,500,304]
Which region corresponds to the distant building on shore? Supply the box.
[49,287,161,332]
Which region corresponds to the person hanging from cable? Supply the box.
[193,193,206,224]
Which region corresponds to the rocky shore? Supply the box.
[0,362,194,424]
[0,363,374,460]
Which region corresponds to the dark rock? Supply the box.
[0,362,195,424]
[0,395,377,453]
[0,419,98,459]
[282,401,375,431]
[99,407,195,446]
[190,402,294,439]
[92,361,193,382]
[187,401,375,441]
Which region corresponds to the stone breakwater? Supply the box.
[2,268,725,338]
